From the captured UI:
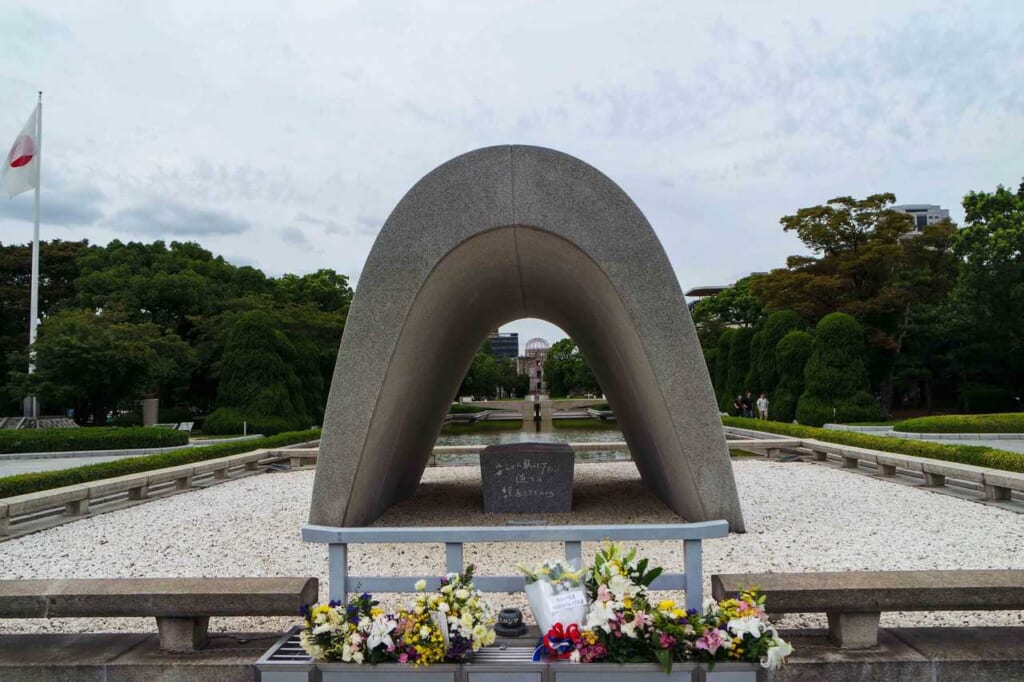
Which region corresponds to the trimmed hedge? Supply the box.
[894,413,1024,434]
[0,427,188,455]
[440,420,522,434]
[448,404,486,414]
[722,416,1023,473]
[550,418,620,430]
[0,429,320,498]
[203,407,311,436]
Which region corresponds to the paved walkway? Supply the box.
[0,454,148,476]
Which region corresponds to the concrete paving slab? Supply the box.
[889,626,1024,681]
[767,628,929,682]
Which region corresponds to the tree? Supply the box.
[796,313,884,426]
[543,339,600,397]
[206,310,310,434]
[459,347,501,399]
[772,330,813,422]
[7,308,195,424]
[947,180,1024,399]
[754,194,957,410]
[0,239,90,414]
[713,328,736,411]
[726,327,755,403]
[691,276,766,348]
[752,311,805,393]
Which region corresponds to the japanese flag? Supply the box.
[3,105,39,198]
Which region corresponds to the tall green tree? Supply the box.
[713,328,736,411]
[755,194,957,410]
[772,330,813,422]
[726,327,755,403]
[206,309,310,434]
[948,180,1024,399]
[0,240,90,414]
[543,339,600,398]
[691,276,766,349]
[753,311,805,393]
[7,309,195,424]
[796,313,884,426]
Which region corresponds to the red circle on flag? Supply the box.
[7,134,34,168]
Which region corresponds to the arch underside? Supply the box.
[310,145,745,532]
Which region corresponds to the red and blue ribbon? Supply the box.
[533,623,582,661]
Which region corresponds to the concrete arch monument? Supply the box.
[310,145,745,532]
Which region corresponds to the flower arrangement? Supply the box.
[412,565,497,661]
[299,592,406,664]
[533,543,793,672]
[519,558,588,635]
[299,565,494,666]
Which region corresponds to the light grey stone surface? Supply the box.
[479,443,574,513]
[311,145,745,531]
[0,577,318,617]
[712,570,1024,612]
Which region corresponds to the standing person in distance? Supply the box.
[733,394,744,417]
[742,391,754,418]
[757,393,769,420]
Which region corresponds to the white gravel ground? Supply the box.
[1,459,1022,636]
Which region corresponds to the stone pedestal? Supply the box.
[480,443,574,513]
[141,398,159,427]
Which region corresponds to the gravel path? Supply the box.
[1,459,1022,636]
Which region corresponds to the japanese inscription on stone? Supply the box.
[479,442,574,513]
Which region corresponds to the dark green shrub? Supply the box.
[214,310,311,431]
[894,413,1024,434]
[714,329,736,411]
[0,427,188,455]
[796,313,884,426]
[159,406,195,423]
[703,348,719,387]
[744,330,766,392]
[204,407,308,436]
[722,416,1023,473]
[751,311,805,393]
[957,383,1017,414]
[0,429,320,498]
[448,403,486,414]
[111,412,143,427]
[726,327,755,404]
[773,330,813,422]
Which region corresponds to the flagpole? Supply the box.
[25,91,42,419]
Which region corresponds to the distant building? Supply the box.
[487,330,519,359]
[684,285,729,312]
[519,337,549,395]
[891,204,950,233]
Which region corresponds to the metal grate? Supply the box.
[468,646,539,664]
[265,630,312,662]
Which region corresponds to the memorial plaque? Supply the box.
[479,442,574,513]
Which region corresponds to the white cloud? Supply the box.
[0,0,1021,327]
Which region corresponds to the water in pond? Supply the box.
[435,428,628,466]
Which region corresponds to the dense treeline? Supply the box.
[696,181,1024,425]
[1,239,351,432]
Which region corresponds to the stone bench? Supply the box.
[0,577,318,652]
[712,570,1024,649]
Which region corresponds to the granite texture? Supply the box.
[311,145,745,531]
[479,443,574,513]
[712,570,1024,612]
[0,577,318,617]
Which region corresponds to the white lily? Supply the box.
[760,637,794,670]
[367,616,396,650]
[727,616,765,639]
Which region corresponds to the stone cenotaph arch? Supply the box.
[310,145,746,533]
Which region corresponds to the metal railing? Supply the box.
[302,520,730,612]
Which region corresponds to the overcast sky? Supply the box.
[2,1,1022,353]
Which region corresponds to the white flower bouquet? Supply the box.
[519,558,588,635]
